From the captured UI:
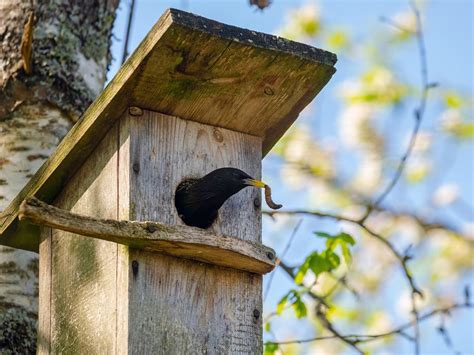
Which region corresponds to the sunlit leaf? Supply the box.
[295,257,311,284]
[337,232,356,245]
[265,321,271,332]
[264,342,279,355]
[452,122,474,139]
[323,249,341,269]
[406,161,430,183]
[293,296,308,318]
[309,252,332,275]
[340,242,352,265]
[315,231,356,266]
[315,231,332,239]
[276,290,308,319]
[341,67,407,105]
[300,18,320,37]
[444,92,463,108]
[327,29,349,49]
[276,293,289,315]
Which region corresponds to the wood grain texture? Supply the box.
[37,226,51,354]
[0,8,335,251]
[19,197,276,274]
[125,110,264,353]
[46,123,120,353]
[116,108,131,354]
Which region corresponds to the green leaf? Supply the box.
[293,296,307,318]
[309,252,332,275]
[264,342,279,355]
[444,92,463,108]
[315,231,332,239]
[265,321,271,332]
[314,231,356,266]
[276,294,289,315]
[299,18,320,37]
[295,255,312,284]
[323,249,341,270]
[337,232,356,245]
[327,29,349,49]
[340,242,352,265]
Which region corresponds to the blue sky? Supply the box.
[108,1,473,353]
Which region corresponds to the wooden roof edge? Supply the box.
[0,8,337,251]
[0,11,176,242]
[167,8,337,67]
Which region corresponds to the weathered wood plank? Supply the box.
[116,107,131,354]
[125,110,264,353]
[37,226,51,354]
[0,8,336,251]
[19,197,276,274]
[47,123,120,353]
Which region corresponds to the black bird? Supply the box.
[175,167,266,229]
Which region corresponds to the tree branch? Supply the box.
[362,0,433,222]
[264,219,303,301]
[277,260,365,354]
[265,302,473,347]
[121,0,136,64]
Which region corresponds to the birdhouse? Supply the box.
[0,9,336,353]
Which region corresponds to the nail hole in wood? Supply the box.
[146,223,157,233]
[253,197,261,209]
[132,260,139,277]
[264,86,274,96]
[129,106,143,116]
[132,163,140,173]
[213,128,223,142]
[253,309,260,320]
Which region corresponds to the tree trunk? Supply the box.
[0,1,118,352]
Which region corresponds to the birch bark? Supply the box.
[0,1,118,351]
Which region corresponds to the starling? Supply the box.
[175,167,266,229]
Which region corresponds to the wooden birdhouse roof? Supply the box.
[0,8,336,251]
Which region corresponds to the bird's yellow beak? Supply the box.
[245,178,266,188]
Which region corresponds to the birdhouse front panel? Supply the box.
[127,110,262,241]
[121,109,264,353]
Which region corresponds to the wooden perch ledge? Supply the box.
[19,197,276,275]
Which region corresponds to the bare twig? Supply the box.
[276,161,466,239]
[264,209,359,224]
[264,219,303,301]
[278,260,364,354]
[267,210,422,294]
[121,0,136,64]
[265,302,473,347]
[361,1,432,223]
[379,15,415,34]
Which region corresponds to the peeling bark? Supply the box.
[0,0,119,352]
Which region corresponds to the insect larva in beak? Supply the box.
[264,184,282,210]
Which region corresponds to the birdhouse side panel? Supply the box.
[39,121,121,353]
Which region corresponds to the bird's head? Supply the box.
[208,168,265,195]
